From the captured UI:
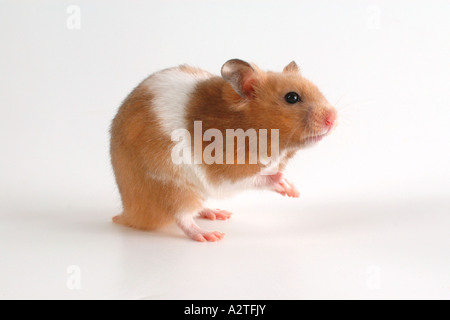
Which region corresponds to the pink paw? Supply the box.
[270,172,300,198]
[199,208,233,221]
[177,215,226,243]
[190,231,225,242]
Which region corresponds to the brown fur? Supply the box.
[110,61,335,232]
[110,82,202,230]
[186,68,333,185]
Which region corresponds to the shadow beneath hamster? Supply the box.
[1,194,448,242]
[0,196,184,240]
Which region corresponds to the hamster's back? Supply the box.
[109,66,212,230]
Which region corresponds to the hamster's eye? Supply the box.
[285,92,301,104]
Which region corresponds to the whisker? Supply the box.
[333,90,351,108]
[284,125,300,149]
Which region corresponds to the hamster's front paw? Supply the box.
[269,172,300,198]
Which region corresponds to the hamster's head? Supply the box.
[221,59,337,149]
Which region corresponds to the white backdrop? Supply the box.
[0,0,449,299]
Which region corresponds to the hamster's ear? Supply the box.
[283,61,300,73]
[221,59,257,98]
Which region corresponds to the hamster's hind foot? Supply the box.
[198,208,233,221]
[112,214,125,225]
[176,213,225,242]
[191,231,225,242]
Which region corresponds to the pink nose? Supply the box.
[325,112,337,128]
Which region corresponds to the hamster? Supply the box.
[110,59,337,242]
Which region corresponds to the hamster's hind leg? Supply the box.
[112,214,126,225]
[176,212,225,242]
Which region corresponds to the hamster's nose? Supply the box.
[325,110,337,128]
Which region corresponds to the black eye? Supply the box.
[285,92,301,104]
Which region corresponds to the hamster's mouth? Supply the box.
[307,134,325,143]
[300,133,326,146]
[298,126,332,147]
